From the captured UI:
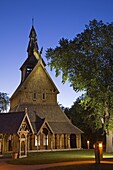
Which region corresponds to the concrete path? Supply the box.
[0,159,113,170]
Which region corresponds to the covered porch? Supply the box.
[0,111,34,158]
[28,118,82,150]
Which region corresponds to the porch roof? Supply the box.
[0,112,26,134]
[49,122,83,134]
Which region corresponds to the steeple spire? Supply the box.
[32,18,34,27]
[27,23,39,56]
[20,23,46,82]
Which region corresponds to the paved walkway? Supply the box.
[0,159,113,170]
[0,160,94,170]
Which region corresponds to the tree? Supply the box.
[46,19,113,133]
[64,97,105,148]
[0,92,9,112]
[59,96,105,148]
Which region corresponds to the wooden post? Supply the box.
[94,141,103,164]
[67,134,70,149]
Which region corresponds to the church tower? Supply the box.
[20,25,46,83]
[10,25,83,150]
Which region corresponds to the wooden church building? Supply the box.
[0,25,83,157]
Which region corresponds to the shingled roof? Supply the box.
[10,104,83,134]
[0,112,26,134]
[49,122,82,134]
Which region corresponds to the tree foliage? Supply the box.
[64,98,105,148]
[0,92,9,112]
[46,19,113,132]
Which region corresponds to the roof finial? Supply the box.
[32,18,34,27]
[25,107,27,113]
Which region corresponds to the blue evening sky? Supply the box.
[0,0,113,108]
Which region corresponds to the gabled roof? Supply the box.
[30,114,45,133]
[0,112,34,134]
[10,58,59,100]
[29,114,53,134]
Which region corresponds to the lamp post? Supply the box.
[94,141,103,164]
[87,140,90,149]
[99,142,103,161]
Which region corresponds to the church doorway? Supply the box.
[70,134,77,148]
[21,140,25,156]
[19,134,27,158]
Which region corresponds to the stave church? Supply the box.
[0,25,83,158]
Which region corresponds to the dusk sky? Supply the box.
[0,0,113,108]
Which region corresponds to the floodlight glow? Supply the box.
[87,140,90,149]
[99,143,102,148]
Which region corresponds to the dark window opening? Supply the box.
[53,88,56,92]
[42,93,46,100]
[26,67,33,75]
[33,92,37,100]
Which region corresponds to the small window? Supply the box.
[26,67,33,75]
[33,92,37,100]
[42,93,46,100]
[53,88,56,92]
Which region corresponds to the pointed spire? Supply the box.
[27,20,39,56]
[32,18,34,27]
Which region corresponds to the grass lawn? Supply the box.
[6,149,94,165]
[6,149,113,167]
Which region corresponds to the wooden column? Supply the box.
[52,134,55,149]
[55,134,60,149]
[50,134,53,150]
[24,133,27,156]
[64,134,67,149]
[67,134,70,148]
[59,134,62,149]
[19,136,21,157]
[76,134,81,148]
